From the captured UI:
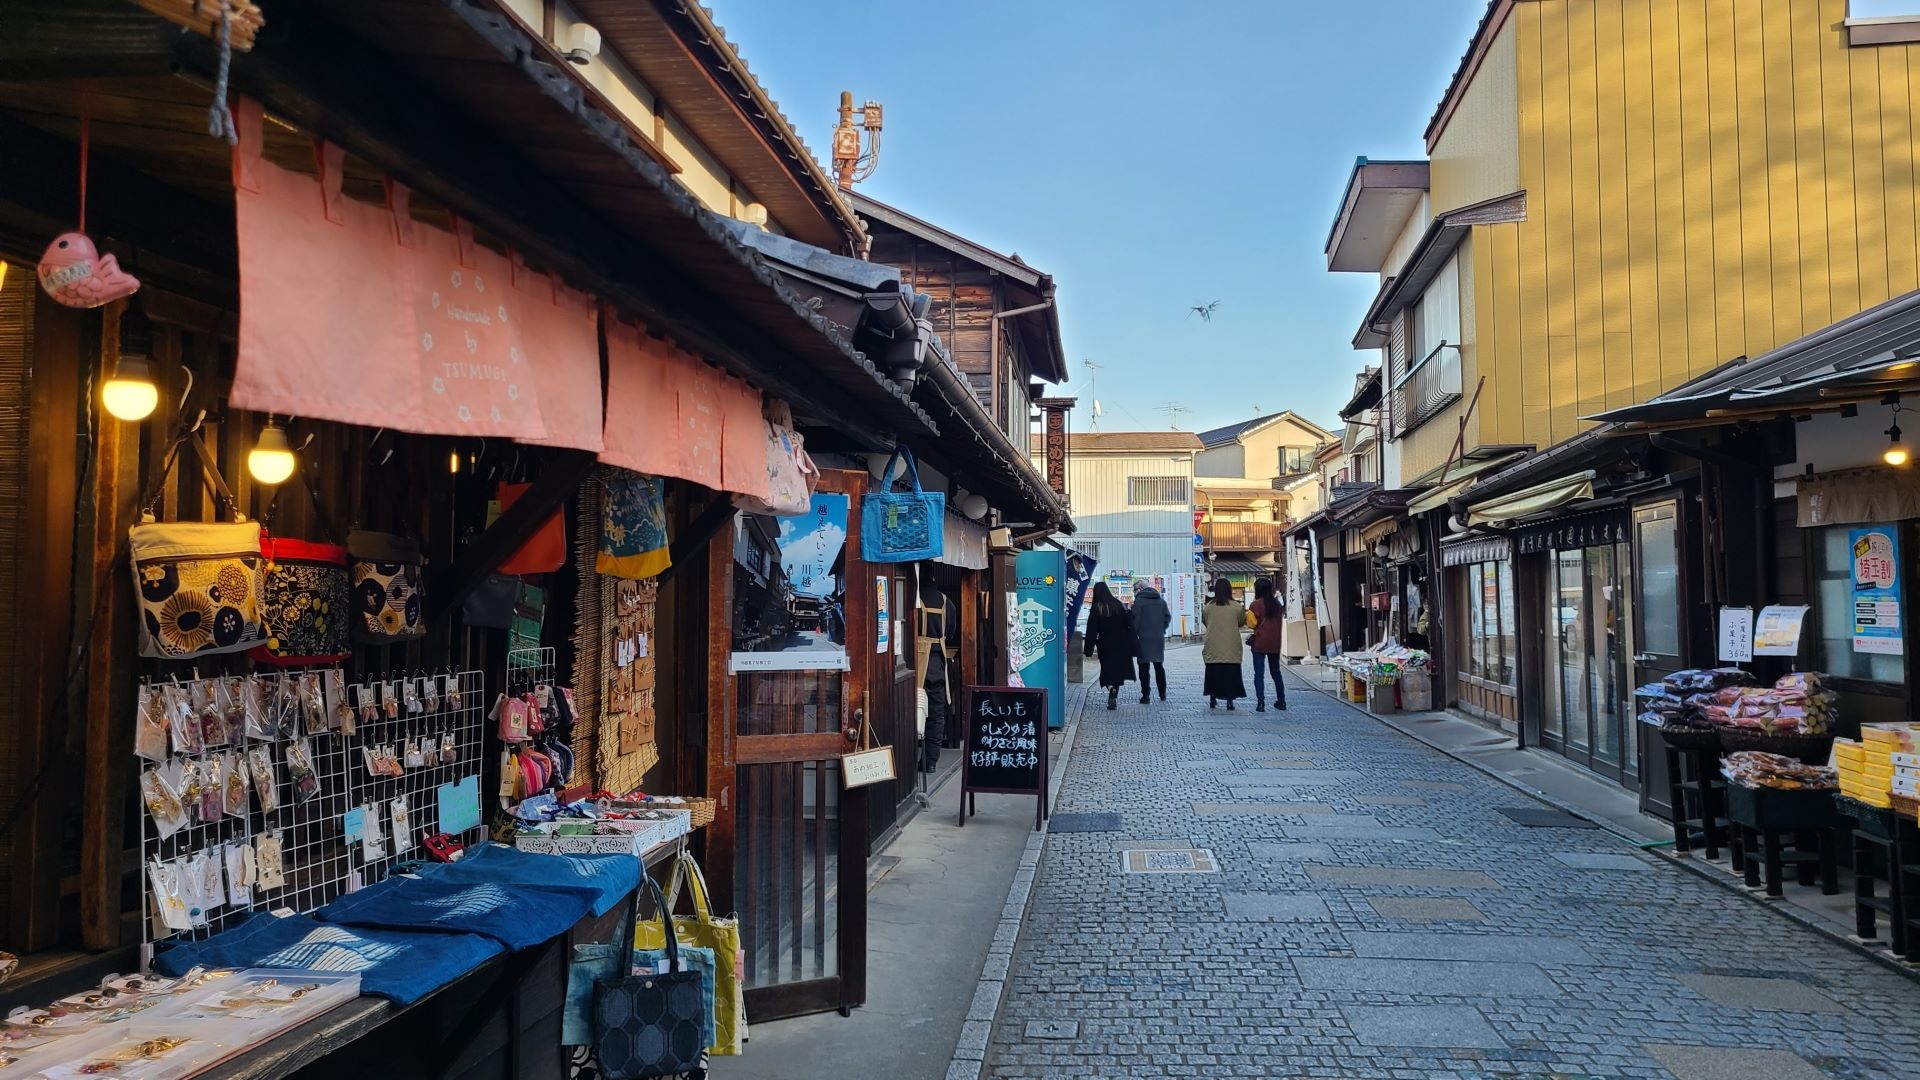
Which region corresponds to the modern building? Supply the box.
[1194,411,1335,588]
[1035,431,1202,587]
[1324,0,1920,801]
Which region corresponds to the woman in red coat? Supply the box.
[1248,578,1288,712]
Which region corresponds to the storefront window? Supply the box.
[1462,561,1514,685]
[1553,549,1588,749]
[1813,524,1907,683]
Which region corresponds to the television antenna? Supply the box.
[1082,360,1103,430]
[1162,403,1191,430]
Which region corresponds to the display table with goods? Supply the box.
[1333,647,1432,715]
[1721,751,1841,898]
[505,791,706,857]
[1833,723,1920,955]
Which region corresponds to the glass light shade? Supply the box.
[102,355,158,421]
[248,421,297,485]
[1887,445,1911,467]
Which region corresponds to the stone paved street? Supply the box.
[982,647,1920,1079]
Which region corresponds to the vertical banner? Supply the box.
[875,574,890,654]
[1851,526,1903,655]
[729,493,851,672]
[1063,549,1100,633]
[1014,550,1068,730]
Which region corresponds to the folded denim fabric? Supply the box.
[415,842,640,917]
[151,912,503,1005]
[316,876,595,952]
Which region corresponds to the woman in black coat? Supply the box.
[1083,582,1139,711]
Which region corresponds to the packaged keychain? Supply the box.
[191,679,226,749]
[219,678,248,745]
[272,676,303,740]
[382,681,401,720]
[390,798,413,853]
[168,682,203,755]
[355,683,379,728]
[190,851,223,922]
[422,675,441,714]
[404,737,425,770]
[440,731,457,766]
[247,746,279,813]
[243,677,275,741]
[139,767,189,838]
[198,756,226,821]
[178,757,207,824]
[285,738,321,803]
[148,858,194,931]
[403,678,423,716]
[326,670,355,735]
[225,841,252,907]
[134,683,169,762]
[224,751,250,820]
[362,810,386,863]
[297,672,327,733]
[444,673,462,712]
[254,832,286,890]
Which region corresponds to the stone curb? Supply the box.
[1286,660,1920,987]
[943,681,1086,1080]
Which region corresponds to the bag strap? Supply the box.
[635,873,678,975]
[142,430,246,523]
[263,458,336,542]
[677,850,716,920]
[882,445,923,494]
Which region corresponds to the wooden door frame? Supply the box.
[703,469,870,1019]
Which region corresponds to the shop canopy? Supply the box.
[1586,287,1920,426]
[1465,471,1596,527]
[1404,450,1530,516]
[1205,558,1273,576]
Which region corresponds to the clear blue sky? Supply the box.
[712,1,1491,436]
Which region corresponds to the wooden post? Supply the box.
[702,504,737,909]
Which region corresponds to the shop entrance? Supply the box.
[711,471,872,1021]
[1632,499,1686,815]
[1538,541,1636,784]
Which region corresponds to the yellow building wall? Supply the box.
[1431,21,1521,215]
[1476,0,1920,452]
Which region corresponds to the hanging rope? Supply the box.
[206,0,238,145]
[77,106,88,232]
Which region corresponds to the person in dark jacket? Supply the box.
[1082,582,1138,710]
[1129,585,1171,704]
[1248,577,1287,712]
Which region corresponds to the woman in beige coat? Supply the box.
[1200,578,1248,709]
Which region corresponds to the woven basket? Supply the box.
[683,797,716,829]
[1716,728,1835,764]
[1659,724,1721,751]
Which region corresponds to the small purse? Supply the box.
[253,470,351,665]
[732,399,817,517]
[592,876,708,1079]
[349,529,427,644]
[463,572,521,631]
[860,446,944,564]
[494,481,567,575]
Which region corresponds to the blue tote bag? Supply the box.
[860,447,944,564]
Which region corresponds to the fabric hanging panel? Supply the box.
[228,99,574,441]
[514,259,605,452]
[1798,469,1920,526]
[601,319,680,478]
[673,345,725,491]
[717,372,770,503]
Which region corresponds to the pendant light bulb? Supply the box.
[1889,404,1911,467]
[248,418,297,485]
[102,354,158,422]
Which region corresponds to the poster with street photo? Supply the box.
[729,492,852,672]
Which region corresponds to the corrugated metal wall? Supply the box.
[1063,451,1193,579]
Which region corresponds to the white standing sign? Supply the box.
[1717,606,1754,663]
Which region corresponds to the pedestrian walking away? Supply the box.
[1247,577,1287,712]
[1129,583,1170,703]
[1082,582,1138,710]
[913,569,959,773]
[1199,577,1247,710]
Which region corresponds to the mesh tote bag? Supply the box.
[859,446,944,564]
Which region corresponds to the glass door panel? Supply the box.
[1588,545,1622,769]
[1557,549,1590,753]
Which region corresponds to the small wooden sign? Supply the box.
[959,686,1048,830]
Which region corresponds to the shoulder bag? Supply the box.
[252,463,351,665]
[592,875,707,1079]
[130,432,269,660]
[859,446,944,563]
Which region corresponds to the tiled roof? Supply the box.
[1030,431,1203,452]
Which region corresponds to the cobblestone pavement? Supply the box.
[982,648,1920,1079]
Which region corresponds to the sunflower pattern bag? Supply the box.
[131,520,269,659]
[349,530,427,643]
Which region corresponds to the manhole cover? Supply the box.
[1496,806,1598,829]
[1121,848,1218,873]
[1049,812,1122,833]
[1025,1020,1079,1040]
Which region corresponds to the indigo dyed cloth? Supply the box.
[316,876,595,952]
[415,842,640,917]
[151,912,502,1005]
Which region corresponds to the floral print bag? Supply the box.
[131,522,269,659]
[349,530,427,644]
[252,534,351,664]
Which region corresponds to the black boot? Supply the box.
[1139,689,1150,704]
[1107,687,1118,710]
[1208,697,1217,709]
[1256,700,1266,713]
[1226,700,1236,711]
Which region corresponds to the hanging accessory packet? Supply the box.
[129,432,268,659]
[592,876,707,1080]
[348,529,427,643]
[859,446,944,563]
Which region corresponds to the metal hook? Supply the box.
[185,407,207,433]
[176,366,195,412]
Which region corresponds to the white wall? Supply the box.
[1054,448,1197,580]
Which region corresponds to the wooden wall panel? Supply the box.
[1475,0,1920,450]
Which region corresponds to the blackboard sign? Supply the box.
[959,686,1048,830]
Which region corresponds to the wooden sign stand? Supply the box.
[958,686,1048,831]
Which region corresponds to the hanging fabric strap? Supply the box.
[205,0,239,144]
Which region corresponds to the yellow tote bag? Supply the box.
[637,851,744,1055]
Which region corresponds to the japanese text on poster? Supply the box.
[1851,526,1903,656]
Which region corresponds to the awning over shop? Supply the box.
[1441,536,1510,566]
[1465,471,1596,527]
[1405,450,1531,515]
[1587,288,1920,426]
[1205,558,1273,576]
[939,512,990,570]
[1513,506,1630,555]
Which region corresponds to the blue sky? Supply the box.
[715,1,1491,436]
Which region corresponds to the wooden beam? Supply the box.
[10,294,85,952]
[430,449,596,624]
[81,302,141,950]
[655,497,737,587]
[731,733,849,765]
[702,515,736,908]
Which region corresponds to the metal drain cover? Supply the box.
[1121,848,1219,873]
[1049,812,1122,833]
[1496,806,1598,829]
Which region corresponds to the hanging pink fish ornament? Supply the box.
[38,232,141,309]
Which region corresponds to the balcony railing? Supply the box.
[1203,521,1286,551]
[1391,341,1463,437]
